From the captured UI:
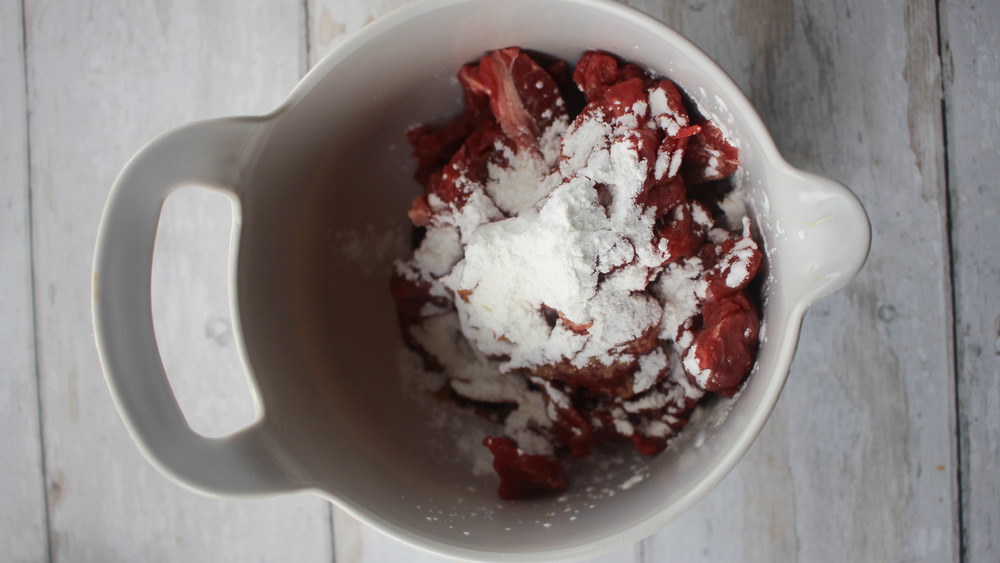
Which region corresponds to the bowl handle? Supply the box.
[764,165,872,308]
[92,117,299,496]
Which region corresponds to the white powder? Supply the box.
[408,312,555,457]
[448,190,504,243]
[639,420,672,438]
[408,313,517,403]
[725,238,757,288]
[332,223,409,278]
[504,391,555,456]
[668,347,705,400]
[632,348,667,394]
[623,351,702,420]
[648,82,691,181]
[691,202,713,231]
[668,149,684,179]
[707,155,720,173]
[594,232,635,274]
[654,145,685,182]
[397,346,447,395]
[573,287,660,368]
[484,118,567,215]
[441,189,600,366]
[393,260,451,302]
[648,83,686,137]
[707,227,732,245]
[396,347,495,474]
[610,407,634,436]
[620,473,645,490]
[484,150,554,215]
[535,377,571,409]
[682,343,712,387]
[653,258,708,343]
[457,428,501,477]
[623,387,670,414]
[436,100,677,372]
[413,225,463,277]
[717,192,749,231]
[722,218,757,288]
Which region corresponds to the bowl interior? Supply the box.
[228,0,827,559]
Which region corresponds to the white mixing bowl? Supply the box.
[93,0,871,560]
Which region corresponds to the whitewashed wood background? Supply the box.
[2,0,997,561]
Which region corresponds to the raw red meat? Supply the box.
[682,119,740,185]
[395,48,761,500]
[483,437,567,500]
[684,293,760,397]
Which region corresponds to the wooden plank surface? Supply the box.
[23,1,331,561]
[3,0,997,561]
[632,0,958,560]
[940,0,1000,560]
[0,0,48,561]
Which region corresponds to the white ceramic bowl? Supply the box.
[93,0,870,560]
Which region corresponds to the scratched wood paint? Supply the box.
[639,0,959,560]
[24,1,331,560]
[151,188,257,439]
[940,0,1000,559]
[0,0,48,561]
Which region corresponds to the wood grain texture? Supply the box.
[629,0,958,560]
[0,0,48,561]
[24,1,330,560]
[151,188,255,439]
[307,0,413,68]
[4,0,993,561]
[940,0,1000,559]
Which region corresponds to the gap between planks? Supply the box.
[933,0,965,556]
[17,0,54,558]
